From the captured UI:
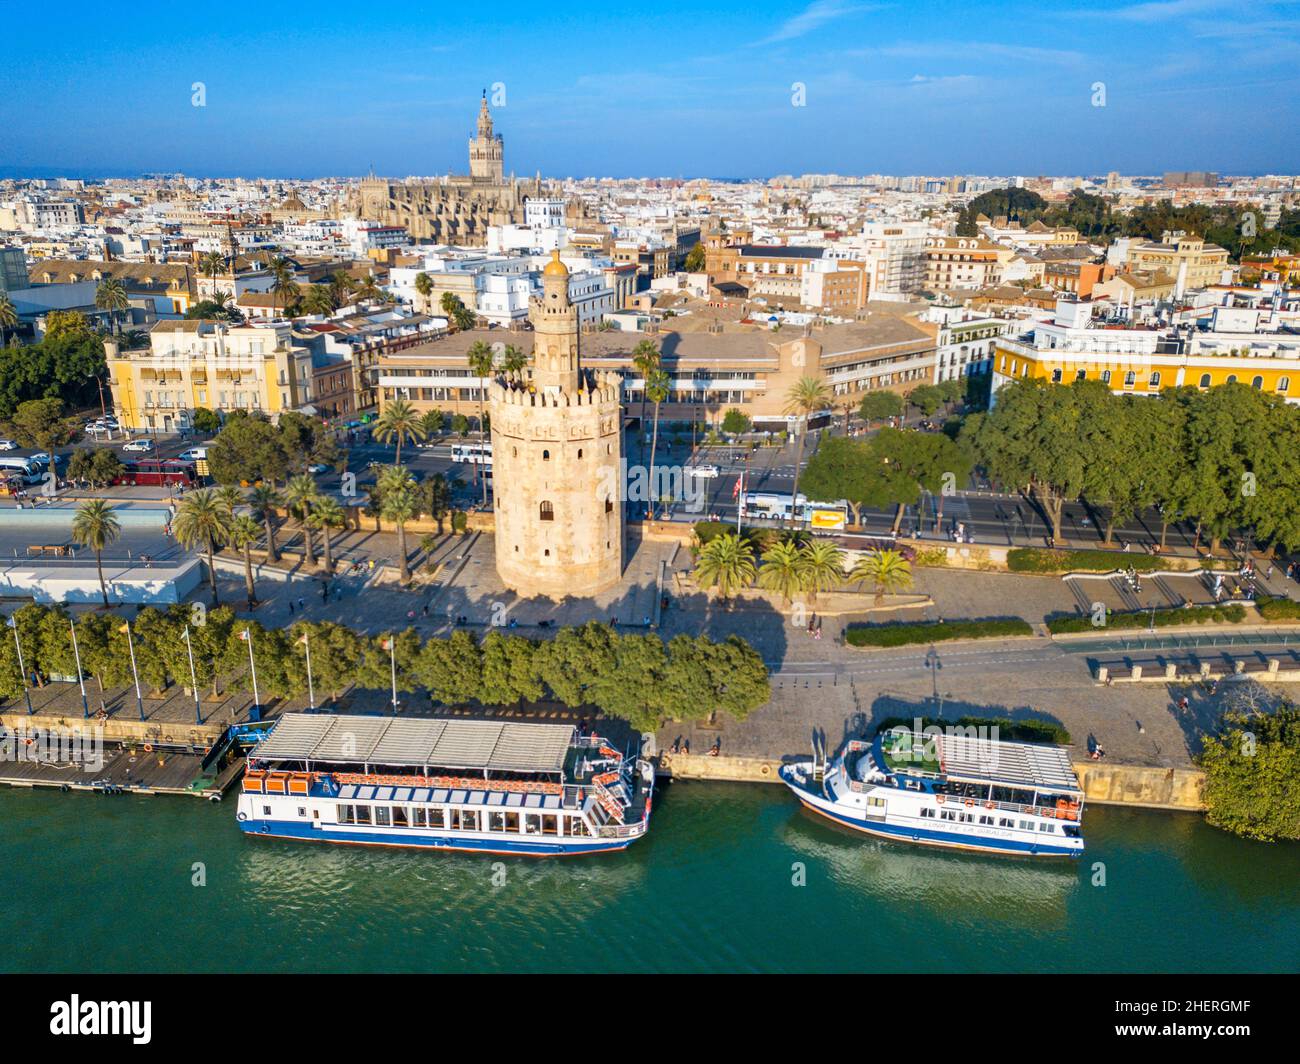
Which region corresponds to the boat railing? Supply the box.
[597,821,645,839]
[932,794,1083,821]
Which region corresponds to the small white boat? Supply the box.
[237,713,654,856]
[780,727,1085,858]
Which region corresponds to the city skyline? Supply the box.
[3,0,1299,180]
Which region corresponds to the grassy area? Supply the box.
[1258,596,1300,621]
[1007,547,1164,573]
[845,617,1033,648]
[1047,603,1247,634]
[874,715,1072,745]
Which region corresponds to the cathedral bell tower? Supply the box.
[469,91,504,185]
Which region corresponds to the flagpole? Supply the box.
[183,626,201,725]
[9,616,33,715]
[121,621,145,721]
[243,627,261,718]
[389,637,399,713]
[300,630,315,710]
[69,617,89,719]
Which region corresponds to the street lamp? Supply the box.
[8,615,33,715]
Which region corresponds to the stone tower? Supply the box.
[469,91,504,185]
[489,250,625,599]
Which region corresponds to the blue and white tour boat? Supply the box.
[237,713,654,856]
[780,727,1085,857]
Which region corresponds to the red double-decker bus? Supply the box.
[115,459,199,487]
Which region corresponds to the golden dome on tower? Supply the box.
[542,249,569,278]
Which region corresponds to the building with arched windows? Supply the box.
[488,250,625,598]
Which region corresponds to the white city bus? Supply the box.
[0,457,43,484]
[450,442,492,466]
[739,491,848,530]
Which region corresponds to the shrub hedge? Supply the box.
[1007,548,1164,573]
[1047,603,1247,634]
[1257,596,1300,621]
[846,617,1033,647]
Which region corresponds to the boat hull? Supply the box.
[780,764,1082,858]
[237,817,638,857]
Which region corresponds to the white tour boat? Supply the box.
[780,727,1085,857]
[237,713,654,856]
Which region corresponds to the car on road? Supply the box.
[307,463,330,474]
[178,447,208,462]
[686,464,721,478]
[0,439,16,451]
[123,439,155,453]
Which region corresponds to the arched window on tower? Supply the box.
[542,449,550,461]
[540,501,554,521]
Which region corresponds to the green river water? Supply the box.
[1,782,1296,973]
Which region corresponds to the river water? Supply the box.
[1,782,1295,973]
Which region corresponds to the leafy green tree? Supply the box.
[290,620,363,702]
[1198,702,1300,842]
[207,411,289,486]
[857,390,903,427]
[191,407,221,433]
[173,488,235,605]
[412,630,480,704]
[720,408,752,436]
[2,397,81,456]
[683,242,706,272]
[479,631,544,706]
[418,409,444,437]
[71,499,121,606]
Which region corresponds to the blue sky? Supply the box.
[2,0,1298,178]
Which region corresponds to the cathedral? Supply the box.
[351,94,550,244]
[489,250,626,599]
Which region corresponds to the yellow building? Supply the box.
[1125,232,1230,292]
[106,320,316,432]
[991,303,1299,403]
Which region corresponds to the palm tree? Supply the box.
[631,339,661,458]
[373,397,426,465]
[354,276,383,303]
[199,251,226,299]
[248,484,283,564]
[414,272,433,313]
[784,376,832,528]
[378,465,418,583]
[94,277,129,334]
[694,533,757,602]
[757,538,805,603]
[228,515,262,608]
[302,284,335,316]
[329,270,355,308]
[265,255,299,317]
[644,369,671,518]
[500,343,527,381]
[213,484,245,517]
[0,294,18,347]
[800,540,845,603]
[466,340,496,505]
[849,548,914,606]
[71,499,121,607]
[284,474,321,567]
[308,495,345,573]
[173,488,235,605]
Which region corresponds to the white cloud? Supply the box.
[755,1,884,45]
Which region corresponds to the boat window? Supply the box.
[999,818,1014,828]
[542,814,558,836]
[1039,822,1055,833]
[489,811,506,832]
[375,807,391,827]
[448,809,461,830]
[505,811,520,832]
[920,807,935,818]
[298,807,308,818]
[462,810,479,832]
[524,814,541,835]
[355,805,372,824]
[262,805,272,817]
[413,807,427,827]
[392,806,409,828]
[430,808,445,829]
[1019,820,1032,830]
[337,804,354,824]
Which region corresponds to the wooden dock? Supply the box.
[0,742,237,799]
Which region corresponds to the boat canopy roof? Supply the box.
[252,713,576,774]
[890,728,1082,794]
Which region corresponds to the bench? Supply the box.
[26,544,71,557]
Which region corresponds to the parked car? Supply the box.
[0,439,17,451]
[177,447,208,462]
[686,464,721,479]
[123,439,155,453]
